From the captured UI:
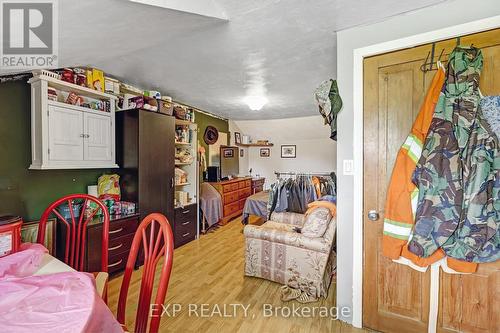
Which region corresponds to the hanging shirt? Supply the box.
[409,47,483,260]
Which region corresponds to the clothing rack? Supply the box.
[274,171,333,178]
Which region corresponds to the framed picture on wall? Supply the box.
[240,149,244,157]
[222,147,234,158]
[21,218,56,255]
[281,145,296,158]
[234,132,241,144]
[260,148,270,157]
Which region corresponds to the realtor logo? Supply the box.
[1,0,58,69]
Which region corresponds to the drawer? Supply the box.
[253,185,264,193]
[174,227,196,248]
[239,199,246,210]
[238,181,247,189]
[224,191,239,204]
[253,179,265,186]
[108,217,138,240]
[108,233,134,256]
[107,251,128,274]
[224,201,240,216]
[175,216,196,236]
[222,183,240,193]
[174,204,197,224]
[244,180,251,188]
[239,188,251,199]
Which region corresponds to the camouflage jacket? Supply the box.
[408,47,483,260]
[443,96,500,263]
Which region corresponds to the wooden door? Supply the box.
[83,112,112,162]
[48,105,84,161]
[363,29,500,333]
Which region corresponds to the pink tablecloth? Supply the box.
[0,245,122,333]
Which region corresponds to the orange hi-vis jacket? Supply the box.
[382,67,476,273]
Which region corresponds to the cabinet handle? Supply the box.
[182,232,190,237]
[182,210,190,214]
[108,243,123,251]
[85,134,90,138]
[109,228,123,234]
[80,134,85,137]
[108,259,123,268]
[182,221,190,226]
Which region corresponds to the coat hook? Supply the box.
[429,42,436,71]
[420,51,431,72]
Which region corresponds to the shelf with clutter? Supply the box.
[174,112,198,209]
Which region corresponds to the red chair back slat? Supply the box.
[37,194,110,272]
[117,213,174,333]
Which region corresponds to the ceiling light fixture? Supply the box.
[243,95,268,111]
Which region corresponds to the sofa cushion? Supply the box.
[301,207,331,238]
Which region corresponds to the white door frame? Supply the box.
[351,15,500,328]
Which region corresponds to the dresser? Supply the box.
[210,177,252,225]
[85,213,140,275]
[252,177,265,194]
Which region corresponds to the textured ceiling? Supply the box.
[28,0,450,119]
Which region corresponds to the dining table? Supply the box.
[0,243,123,333]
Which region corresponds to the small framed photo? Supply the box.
[281,145,296,158]
[240,149,244,157]
[222,148,234,158]
[260,148,270,157]
[234,132,241,144]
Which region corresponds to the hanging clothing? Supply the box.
[482,96,500,138]
[315,79,343,141]
[382,67,475,272]
[409,47,483,260]
[267,175,336,217]
[382,67,447,264]
[442,96,500,263]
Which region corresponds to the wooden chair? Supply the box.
[37,194,110,297]
[117,213,174,333]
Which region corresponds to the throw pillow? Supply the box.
[301,207,331,238]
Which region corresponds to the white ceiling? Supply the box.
[37,0,450,119]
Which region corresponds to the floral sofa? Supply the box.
[244,210,337,298]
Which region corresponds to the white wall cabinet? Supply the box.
[29,75,118,169]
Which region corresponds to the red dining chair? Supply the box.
[117,213,174,333]
[38,193,110,271]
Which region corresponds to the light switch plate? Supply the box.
[343,159,354,176]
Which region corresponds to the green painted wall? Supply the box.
[0,81,110,221]
[194,111,229,181]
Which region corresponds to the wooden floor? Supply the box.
[108,216,369,333]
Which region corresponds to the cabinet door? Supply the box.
[84,112,112,161]
[48,105,84,161]
[138,112,175,222]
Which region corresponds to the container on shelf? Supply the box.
[47,87,58,101]
[61,68,75,84]
[0,216,22,258]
